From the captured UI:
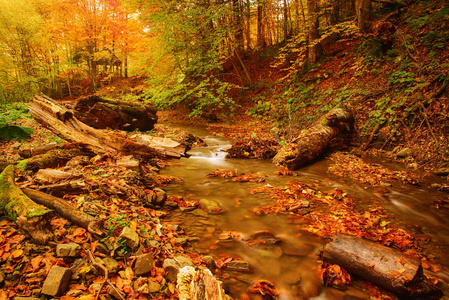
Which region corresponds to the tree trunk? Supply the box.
[22,188,103,237]
[307,0,322,65]
[356,0,372,32]
[257,1,265,48]
[0,165,54,244]
[323,233,443,299]
[29,94,179,159]
[73,95,157,132]
[273,103,354,170]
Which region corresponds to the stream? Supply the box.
[160,124,449,299]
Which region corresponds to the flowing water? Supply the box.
[160,124,449,299]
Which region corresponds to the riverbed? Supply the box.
[160,124,449,299]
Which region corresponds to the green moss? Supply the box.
[16,160,29,172]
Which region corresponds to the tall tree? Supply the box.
[356,0,371,32]
[306,0,321,65]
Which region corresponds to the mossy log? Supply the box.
[22,188,103,237]
[73,95,158,132]
[0,165,53,244]
[273,103,354,170]
[29,94,178,159]
[17,147,89,172]
[323,233,443,299]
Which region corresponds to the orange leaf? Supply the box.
[368,263,375,268]
[11,249,24,259]
[422,262,430,269]
[391,271,399,276]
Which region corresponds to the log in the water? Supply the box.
[0,165,53,244]
[273,103,354,170]
[29,94,179,159]
[73,95,157,132]
[322,233,443,299]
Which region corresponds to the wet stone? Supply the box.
[56,243,81,257]
[145,239,160,248]
[164,201,179,208]
[203,255,216,269]
[225,260,251,272]
[174,237,188,246]
[41,265,72,297]
[134,253,154,276]
[192,209,209,217]
[151,188,167,206]
[163,256,194,282]
[179,206,197,212]
[199,199,223,213]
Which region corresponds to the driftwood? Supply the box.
[0,165,53,244]
[22,188,103,236]
[322,233,443,299]
[273,103,354,170]
[73,95,157,132]
[29,94,178,159]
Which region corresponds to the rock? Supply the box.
[148,279,161,293]
[179,206,197,212]
[11,142,21,150]
[41,265,72,297]
[174,237,188,246]
[225,260,251,272]
[116,155,140,171]
[203,256,216,269]
[164,201,179,209]
[146,239,160,248]
[66,289,84,297]
[134,253,154,276]
[117,227,140,249]
[151,188,167,205]
[396,147,412,157]
[56,243,81,257]
[193,209,209,217]
[163,256,194,282]
[199,198,223,214]
[103,257,119,274]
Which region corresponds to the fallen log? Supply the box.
[0,165,53,244]
[18,142,60,158]
[17,147,89,172]
[322,233,443,299]
[29,94,178,159]
[73,95,157,132]
[22,188,103,237]
[273,103,354,170]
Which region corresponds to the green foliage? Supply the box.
[0,126,32,141]
[246,100,274,118]
[388,70,414,88]
[103,214,130,240]
[0,103,32,141]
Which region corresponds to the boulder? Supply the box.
[163,256,195,282]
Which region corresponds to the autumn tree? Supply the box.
[307,0,321,65]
